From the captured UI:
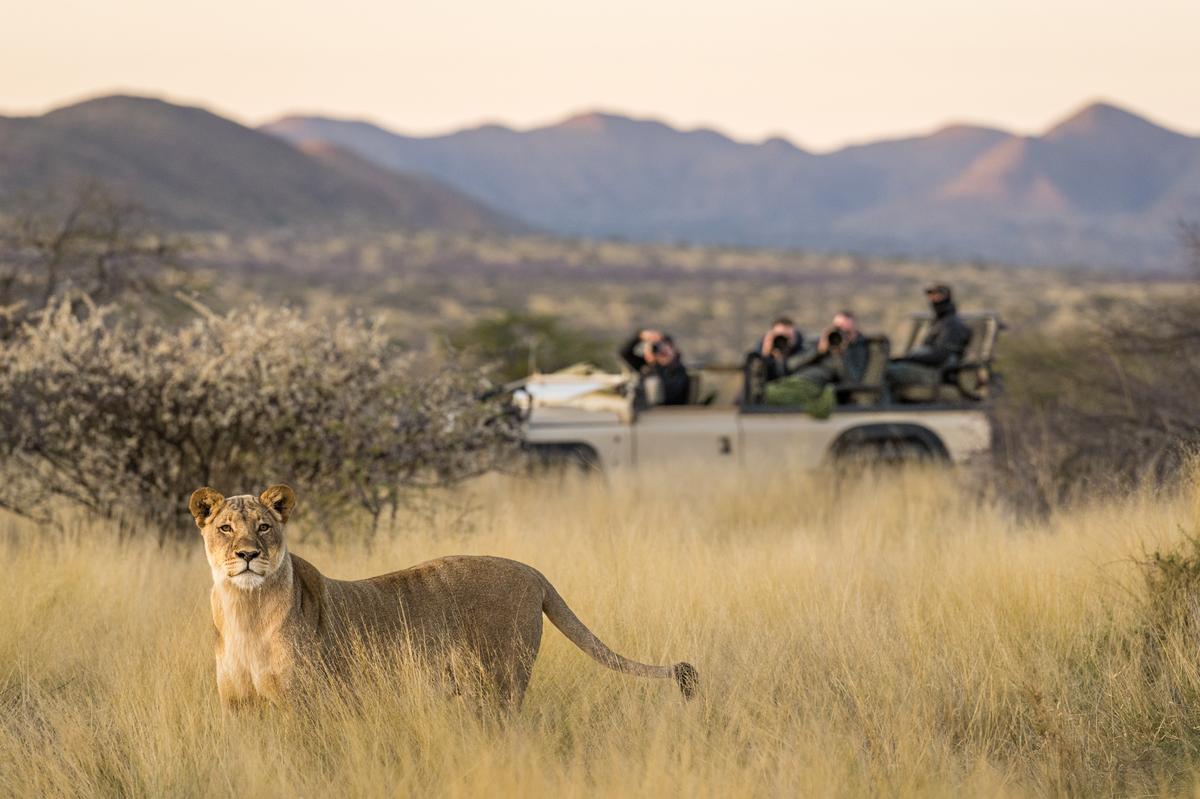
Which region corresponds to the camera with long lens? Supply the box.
[770,334,791,353]
[826,329,844,348]
[649,341,664,356]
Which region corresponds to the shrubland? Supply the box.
[991,261,1200,513]
[190,229,1192,364]
[8,193,1200,795]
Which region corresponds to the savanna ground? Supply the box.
[6,467,1200,797]
[7,205,1200,796]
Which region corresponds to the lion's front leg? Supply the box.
[254,669,292,704]
[216,671,291,711]
[254,638,303,705]
[215,654,292,710]
[216,663,258,710]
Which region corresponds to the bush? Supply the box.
[0,298,517,536]
[1141,530,1200,649]
[986,226,1200,513]
[990,295,1200,513]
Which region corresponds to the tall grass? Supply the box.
[4,467,1200,797]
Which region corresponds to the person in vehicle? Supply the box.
[791,310,869,389]
[743,316,806,388]
[619,328,690,406]
[885,284,971,397]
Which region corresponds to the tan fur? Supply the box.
[189,485,698,708]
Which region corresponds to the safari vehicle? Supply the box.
[515,313,1003,471]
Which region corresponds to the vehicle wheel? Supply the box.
[523,443,603,476]
[834,438,944,468]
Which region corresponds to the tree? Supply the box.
[449,311,616,383]
[991,222,1200,510]
[0,182,183,338]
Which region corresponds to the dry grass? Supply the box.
[4,467,1200,797]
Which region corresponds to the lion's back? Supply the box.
[322,555,549,651]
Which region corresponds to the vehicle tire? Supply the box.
[833,437,945,469]
[523,443,603,476]
[829,423,952,470]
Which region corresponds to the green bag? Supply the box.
[763,377,835,419]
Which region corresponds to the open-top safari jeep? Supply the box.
[515,313,1002,472]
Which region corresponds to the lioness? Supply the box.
[190,484,698,708]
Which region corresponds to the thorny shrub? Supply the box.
[989,226,1200,514]
[1140,528,1200,663]
[0,298,518,537]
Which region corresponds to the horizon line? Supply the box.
[4,88,1197,154]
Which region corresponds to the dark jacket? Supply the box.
[795,335,870,384]
[746,329,805,382]
[619,335,690,406]
[904,300,971,368]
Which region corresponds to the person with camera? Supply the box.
[792,310,869,389]
[750,316,805,382]
[740,316,805,404]
[619,328,690,406]
[885,284,971,398]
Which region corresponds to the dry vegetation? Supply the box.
[189,230,1194,364]
[6,468,1200,797]
[0,298,515,533]
[7,199,1200,796]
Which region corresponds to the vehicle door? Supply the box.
[632,407,740,470]
[737,407,835,471]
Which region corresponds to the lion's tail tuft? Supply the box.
[672,661,699,700]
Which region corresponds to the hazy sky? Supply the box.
[5,0,1199,150]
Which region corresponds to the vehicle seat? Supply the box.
[940,315,1001,401]
[741,354,768,406]
[834,335,891,406]
[896,313,1003,402]
[685,373,717,405]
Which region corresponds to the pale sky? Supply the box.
[4,0,1199,150]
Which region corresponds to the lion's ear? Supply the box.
[260,484,296,523]
[189,487,225,529]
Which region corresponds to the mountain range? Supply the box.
[1,94,1196,268]
[266,102,1200,269]
[0,95,515,233]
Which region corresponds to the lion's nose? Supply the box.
[235,549,260,562]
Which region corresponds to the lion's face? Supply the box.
[189,485,296,591]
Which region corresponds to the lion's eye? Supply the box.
[257,523,271,532]
[218,524,233,534]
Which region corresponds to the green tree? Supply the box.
[449,311,615,382]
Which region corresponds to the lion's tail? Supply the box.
[539,576,698,700]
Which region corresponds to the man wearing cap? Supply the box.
[885,285,972,400]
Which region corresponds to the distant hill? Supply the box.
[0,95,517,233]
[265,102,1200,268]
